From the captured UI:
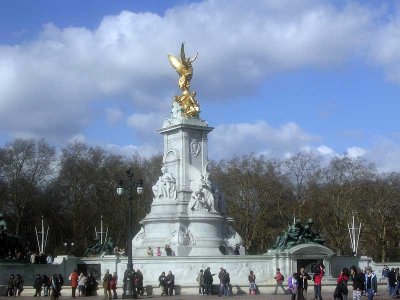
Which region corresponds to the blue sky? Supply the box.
[1,0,400,171]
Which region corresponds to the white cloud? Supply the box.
[106,143,161,158]
[346,146,368,158]
[209,121,318,160]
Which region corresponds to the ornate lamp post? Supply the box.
[117,169,143,299]
[63,241,74,256]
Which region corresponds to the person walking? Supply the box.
[110,272,118,299]
[33,274,43,297]
[78,272,87,297]
[387,268,396,296]
[42,274,51,296]
[166,271,175,296]
[274,268,286,295]
[288,273,298,300]
[102,269,112,300]
[297,267,311,300]
[50,274,61,300]
[350,266,365,300]
[313,263,325,300]
[334,267,349,300]
[364,266,377,300]
[69,269,79,298]
[248,270,257,294]
[197,269,205,295]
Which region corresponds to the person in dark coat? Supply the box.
[387,268,396,296]
[297,267,311,300]
[350,266,364,300]
[14,274,24,296]
[166,271,175,296]
[158,272,167,296]
[203,267,213,295]
[33,274,43,297]
[86,273,98,296]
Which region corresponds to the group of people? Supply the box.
[195,267,232,296]
[280,264,378,300]
[147,245,174,256]
[6,274,24,296]
[30,252,53,264]
[381,264,400,298]
[69,270,99,298]
[6,273,65,300]
[158,271,175,296]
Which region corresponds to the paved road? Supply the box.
[0,292,395,300]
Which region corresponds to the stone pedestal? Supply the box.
[132,103,242,256]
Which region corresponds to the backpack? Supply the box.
[282,275,285,282]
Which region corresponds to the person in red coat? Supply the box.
[68,270,79,298]
[110,272,118,299]
[313,263,325,300]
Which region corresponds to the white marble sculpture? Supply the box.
[152,166,177,201]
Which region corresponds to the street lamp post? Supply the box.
[63,241,74,256]
[117,169,143,299]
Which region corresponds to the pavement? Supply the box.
[0,292,396,300]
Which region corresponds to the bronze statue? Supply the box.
[168,43,200,117]
[273,218,325,250]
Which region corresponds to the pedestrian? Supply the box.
[69,269,79,297]
[350,266,365,300]
[86,273,98,296]
[110,272,118,299]
[364,266,377,300]
[33,273,43,297]
[203,267,213,296]
[334,267,349,300]
[297,267,311,300]
[156,246,162,256]
[382,265,390,293]
[46,253,54,264]
[50,274,61,300]
[248,270,257,294]
[102,269,112,300]
[7,274,15,296]
[147,246,153,256]
[166,271,175,296]
[14,274,24,296]
[391,268,400,298]
[165,244,172,256]
[288,273,298,300]
[234,244,240,255]
[274,268,286,295]
[158,271,167,296]
[219,243,227,255]
[78,272,87,296]
[224,269,231,296]
[42,274,51,297]
[313,263,325,300]
[135,269,144,296]
[218,267,226,296]
[197,269,205,295]
[387,268,396,296]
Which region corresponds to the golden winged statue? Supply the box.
[168,43,200,118]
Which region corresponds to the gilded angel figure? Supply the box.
[168,43,200,117]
